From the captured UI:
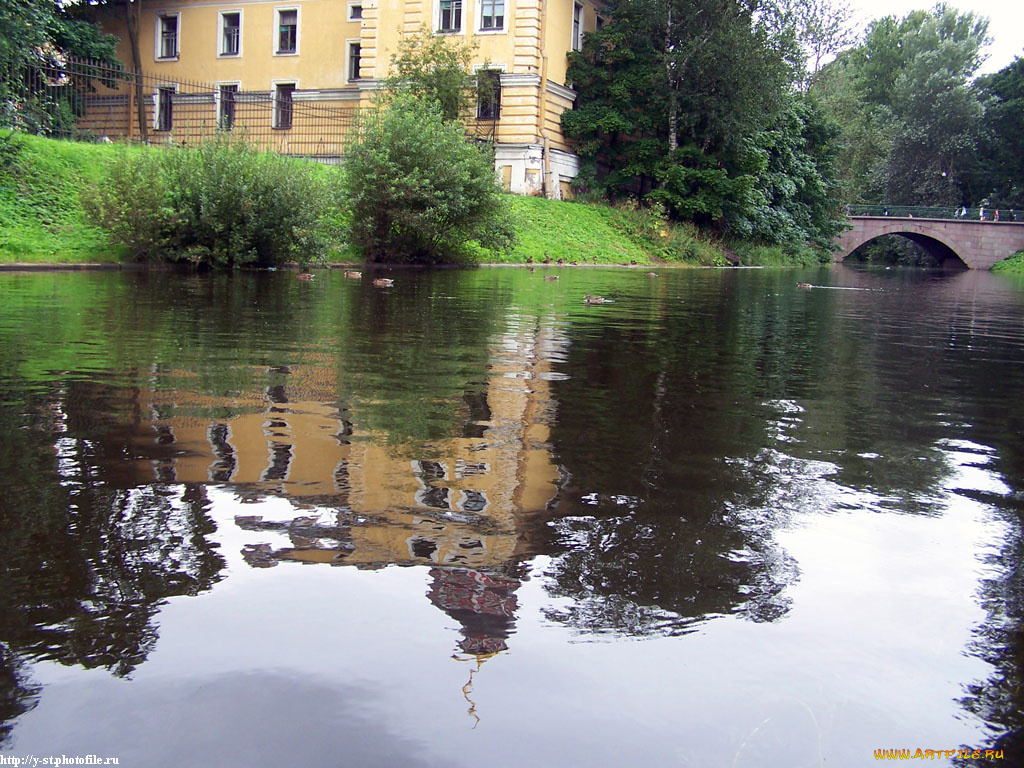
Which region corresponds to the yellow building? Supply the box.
[87,0,609,197]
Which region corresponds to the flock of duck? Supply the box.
[296,267,816,302]
[293,266,643,303]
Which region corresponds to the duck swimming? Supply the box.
[373,278,394,287]
[344,270,362,279]
[296,273,315,281]
[584,294,608,304]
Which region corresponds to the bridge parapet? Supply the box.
[848,205,1022,222]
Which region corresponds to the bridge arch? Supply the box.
[842,229,966,267]
[834,217,1024,270]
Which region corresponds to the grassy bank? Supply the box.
[1,133,826,267]
[992,251,1024,274]
[0,133,127,263]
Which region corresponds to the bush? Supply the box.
[87,135,339,267]
[342,95,515,264]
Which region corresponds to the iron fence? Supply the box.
[2,55,357,158]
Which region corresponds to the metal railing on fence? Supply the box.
[2,55,357,158]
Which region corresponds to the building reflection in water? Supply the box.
[122,315,567,666]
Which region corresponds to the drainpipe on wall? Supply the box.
[537,0,550,197]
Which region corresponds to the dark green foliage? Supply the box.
[563,0,794,206]
[975,58,1024,208]
[813,5,990,207]
[0,0,121,135]
[723,95,845,248]
[342,95,515,264]
[382,27,480,123]
[87,136,339,267]
[561,0,842,247]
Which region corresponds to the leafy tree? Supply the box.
[813,4,989,206]
[974,57,1024,208]
[809,48,890,202]
[724,93,845,248]
[1,0,121,135]
[383,26,485,123]
[763,0,857,88]
[1,0,116,69]
[342,95,515,263]
[562,0,846,247]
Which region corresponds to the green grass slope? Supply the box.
[0,133,126,263]
[992,251,1024,274]
[500,196,653,264]
[1,133,826,267]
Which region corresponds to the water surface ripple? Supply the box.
[0,265,1022,767]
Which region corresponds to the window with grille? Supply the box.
[480,0,504,30]
[156,87,174,131]
[477,69,501,120]
[218,84,238,130]
[439,0,462,32]
[277,9,297,54]
[273,83,295,129]
[221,13,240,56]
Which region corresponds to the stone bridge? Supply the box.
[834,216,1024,269]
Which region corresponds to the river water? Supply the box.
[0,265,1021,767]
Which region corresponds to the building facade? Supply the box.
[88,0,607,198]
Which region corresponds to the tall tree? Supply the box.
[562,0,844,245]
[813,4,989,206]
[764,0,857,88]
[563,0,798,221]
[974,57,1024,208]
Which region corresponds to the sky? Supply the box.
[847,0,1023,75]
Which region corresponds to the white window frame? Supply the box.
[218,10,242,58]
[153,83,176,131]
[347,2,363,21]
[154,12,180,61]
[271,80,297,129]
[273,6,300,56]
[346,39,362,82]
[434,0,465,35]
[571,2,584,52]
[477,0,506,33]
[215,81,241,130]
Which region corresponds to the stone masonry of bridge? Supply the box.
[834,217,1024,269]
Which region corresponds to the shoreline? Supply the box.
[0,261,779,272]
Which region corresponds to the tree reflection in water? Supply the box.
[0,392,226,743]
[3,268,1024,759]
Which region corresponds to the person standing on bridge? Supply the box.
[994,209,999,222]
[980,206,985,221]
